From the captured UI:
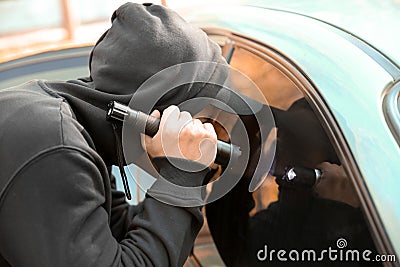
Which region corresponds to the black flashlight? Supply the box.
[281,166,322,187]
[106,101,240,167]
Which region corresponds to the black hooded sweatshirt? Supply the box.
[0,3,227,267]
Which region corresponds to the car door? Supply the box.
[183,6,400,265]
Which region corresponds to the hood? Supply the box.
[90,2,226,105]
[47,2,228,166]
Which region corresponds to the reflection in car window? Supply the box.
[203,39,381,267]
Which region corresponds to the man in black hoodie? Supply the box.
[0,3,227,266]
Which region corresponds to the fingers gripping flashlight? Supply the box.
[106,101,241,167]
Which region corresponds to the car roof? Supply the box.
[246,0,400,70]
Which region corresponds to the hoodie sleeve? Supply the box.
[0,147,204,267]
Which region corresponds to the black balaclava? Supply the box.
[46,3,228,166]
[272,98,340,175]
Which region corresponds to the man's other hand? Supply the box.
[315,162,360,208]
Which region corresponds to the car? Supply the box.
[1,1,399,266]
[181,2,400,266]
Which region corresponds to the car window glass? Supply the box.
[200,39,382,267]
[229,47,303,111]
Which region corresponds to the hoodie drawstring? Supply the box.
[111,121,132,200]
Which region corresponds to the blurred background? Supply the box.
[0,0,245,62]
[2,0,400,63]
[0,0,153,61]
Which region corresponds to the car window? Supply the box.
[0,47,91,89]
[195,34,383,267]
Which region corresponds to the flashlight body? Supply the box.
[282,166,322,187]
[107,101,237,166]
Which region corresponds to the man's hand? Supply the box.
[145,106,217,167]
[315,162,360,208]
